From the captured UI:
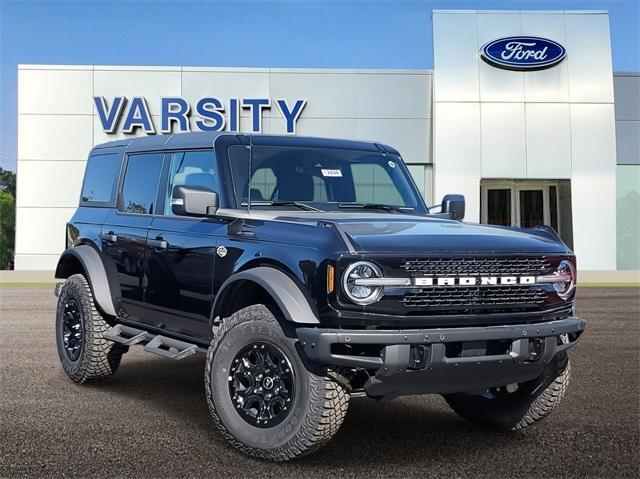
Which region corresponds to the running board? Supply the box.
[104,324,149,345]
[144,336,197,360]
[104,325,197,360]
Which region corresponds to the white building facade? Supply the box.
[15,10,639,273]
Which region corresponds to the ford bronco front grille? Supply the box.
[402,256,552,277]
[397,256,555,313]
[402,285,547,311]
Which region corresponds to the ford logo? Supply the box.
[480,36,566,71]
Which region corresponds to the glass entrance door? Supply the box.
[481,182,559,229]
[481,180,571,247]
[518,189,545,227]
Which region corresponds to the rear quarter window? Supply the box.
[81,152,122,204]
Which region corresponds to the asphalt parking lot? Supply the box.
[0,286,638,478]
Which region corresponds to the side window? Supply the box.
[81,153,121,203]
[119,153,164,215]
[351,163,404,206]
[164,150,218,216]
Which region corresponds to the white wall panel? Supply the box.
[269,73,356,118]
[19,114,93,160]
[570,103,617,269]
[14,255,60,271]
[182,71,270,117]
[525,103,572,178]
[15,207,75,256]
[18,69,93,115]
[480,103,526,177]
[615,121,640,165]
[521,13,570,102]
[356,119,430,165]
[432,12,479,102]
[16,161,86,208]
[93,69,181,116]
[355,74,431,119]
[268,117,355,139]
[477,13,524,102]
[433,103,482,221]
[571,103,616,174]
[564,14,614,103]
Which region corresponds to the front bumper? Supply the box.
[297,317,585,398]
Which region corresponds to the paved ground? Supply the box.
[0,287,638,478]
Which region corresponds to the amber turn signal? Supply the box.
[327,264,335,294]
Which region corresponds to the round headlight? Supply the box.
[342,261,384,305]
[554,260,576,299]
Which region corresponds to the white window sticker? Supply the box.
[321,169,342,177]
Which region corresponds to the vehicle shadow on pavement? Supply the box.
[90,351,521,466]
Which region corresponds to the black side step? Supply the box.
[144,336,197,360]
[104,325,197,360]
[104,324,149,345]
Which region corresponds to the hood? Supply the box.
[243,211,569,255]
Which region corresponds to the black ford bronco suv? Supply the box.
[55,132,584,461]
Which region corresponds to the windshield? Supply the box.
[228,145,427,214]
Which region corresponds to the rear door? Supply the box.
[101,152,164,323]
[145,149,226,339]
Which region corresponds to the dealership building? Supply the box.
[14,10,639,274]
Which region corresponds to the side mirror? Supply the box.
[441,194,465,221]
[171,185,219,217]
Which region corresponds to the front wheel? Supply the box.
[205,304,349,461]
[444,353,571,430]
[55,274,127,383]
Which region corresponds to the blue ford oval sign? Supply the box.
[480,36,566,71]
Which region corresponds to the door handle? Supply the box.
[101,233,118,243]
[148,238,168,250]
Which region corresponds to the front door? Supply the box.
[101,152,165,323]
[144,149,226,340]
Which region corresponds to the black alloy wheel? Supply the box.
[228,342,295,428]
[61,298,83,361]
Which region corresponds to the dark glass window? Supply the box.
[519,190,544,227]
[229,145,423,212]
[81,153,121,203]
[164,150,218,216]
[487,189,511,226]
[119,153,164,215]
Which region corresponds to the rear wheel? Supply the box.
[444,353,571,430]
[55,274,127,383]
[205,304,349,461]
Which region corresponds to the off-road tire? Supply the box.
[55,274,127,383]
[444,353,571,430]
[205,304,349,461]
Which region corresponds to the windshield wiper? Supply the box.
[242,200,322,212]
[337,202,410,214]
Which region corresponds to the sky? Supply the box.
[0,0,638,172]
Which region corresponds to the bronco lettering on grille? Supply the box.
[413,276,537,287]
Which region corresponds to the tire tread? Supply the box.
[205,304,349,461]
[57,274,126,383]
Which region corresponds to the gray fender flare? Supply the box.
[213,267,319,325]
[55,245,117,317]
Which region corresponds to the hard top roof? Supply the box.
[91,132,400,156]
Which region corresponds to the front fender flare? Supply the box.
[212,267,320,325]
[55,245,117,317]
